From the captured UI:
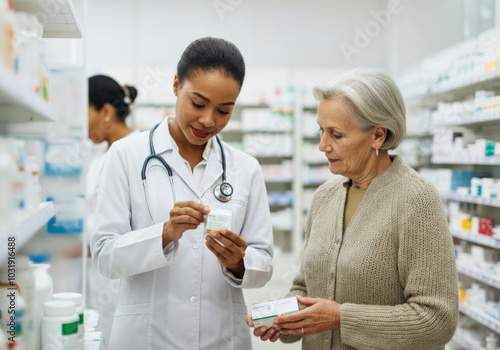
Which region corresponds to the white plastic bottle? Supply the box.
[52,293,84,349]
[16,256,36,350]
[486,332,498,350]
[30,261,53,349]
[41,301,78,350]
[0,327,7,350]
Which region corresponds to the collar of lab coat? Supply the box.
[151,115,224,197]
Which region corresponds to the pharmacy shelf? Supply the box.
[14,0,82,38]
[0,202,55,266]
[456,263,500,290]
[269,204,293,208]
[405,132,434,138]
[435,110,500,128]
[440,192,500,208]
[459,304,500,334]
[0,64,55,122]
[451,228,500,250]
[304,160,329,166]
[432,156,500,165]
[253,155,293,160]
[264,179,293,184]
[409,69,500,105]
[451,335,476,350]
[303,134,320,140]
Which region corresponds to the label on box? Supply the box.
[251,297,299,328]
[205,208,232,233]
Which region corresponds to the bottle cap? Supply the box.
[43,300,76,317]
[52,293,83,307]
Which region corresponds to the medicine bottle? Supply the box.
[15,256,36,349]
[30,259,53,347]
[0,327,7,350]
[52,293,84,348]
[486,332,498,350]
[41,300,78,350]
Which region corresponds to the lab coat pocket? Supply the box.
[225,198,247,235]
[232,303,252,350]
[110,303,150,350]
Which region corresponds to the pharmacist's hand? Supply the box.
[205,228,247,278]
[273,296,341,336]
[246,315,281,342]
[162,201,210,248]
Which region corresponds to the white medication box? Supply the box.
[205,208,232,234]
[251,297,299,328]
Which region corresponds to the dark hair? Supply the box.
[177,37,245,89]
[88,75,138,122]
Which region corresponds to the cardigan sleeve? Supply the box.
[340,184,459,350]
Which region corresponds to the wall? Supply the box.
[86,0,391,72]
[387,0,464,76]
[86,0,466,80]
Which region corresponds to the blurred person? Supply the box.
[86,74,138,341]
[248,68,458,350]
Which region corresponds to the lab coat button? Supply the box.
[190,296,197,303]
[193,243,200,250]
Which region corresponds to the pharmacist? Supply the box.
[90,37,273,350]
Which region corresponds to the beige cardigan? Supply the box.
[281,156,458,350]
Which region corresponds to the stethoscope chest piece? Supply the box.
[214,182,233,202]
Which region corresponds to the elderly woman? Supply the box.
[248,68,458,350]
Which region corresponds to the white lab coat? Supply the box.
[91,116,274,350]
[85,130,139,342]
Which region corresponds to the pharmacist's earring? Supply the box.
[375,148,379,156]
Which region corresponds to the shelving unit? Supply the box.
[456,263,500,289]
[0,202,55,266]
[0,63,55,123]
[451,335,476,350]
[459,304,500,334]
[431,156,500,165]
[219,105,298,254]
[399,26,500,348]
[451,228,500,249]
[14,0,82,38]
[435,110,500,128]
[440,193,500,208]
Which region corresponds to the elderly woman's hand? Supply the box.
[274,296,341,336]
[246,315,281,342]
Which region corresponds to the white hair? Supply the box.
[313,68,406,150]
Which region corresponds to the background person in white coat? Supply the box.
[86,75,139,341]
[91,37,274,349]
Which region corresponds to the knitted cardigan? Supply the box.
[281,156,458,350]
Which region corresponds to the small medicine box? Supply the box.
[205,208,232,234]
[251,297,299,328]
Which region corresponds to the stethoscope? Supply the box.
[141,123,233,224]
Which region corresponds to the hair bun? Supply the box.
[122,85,138,105]
[126,85,138,104]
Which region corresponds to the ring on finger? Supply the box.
[301,327,304,334]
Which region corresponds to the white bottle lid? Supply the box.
[43,300,76,317]
[52,293,83,308]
